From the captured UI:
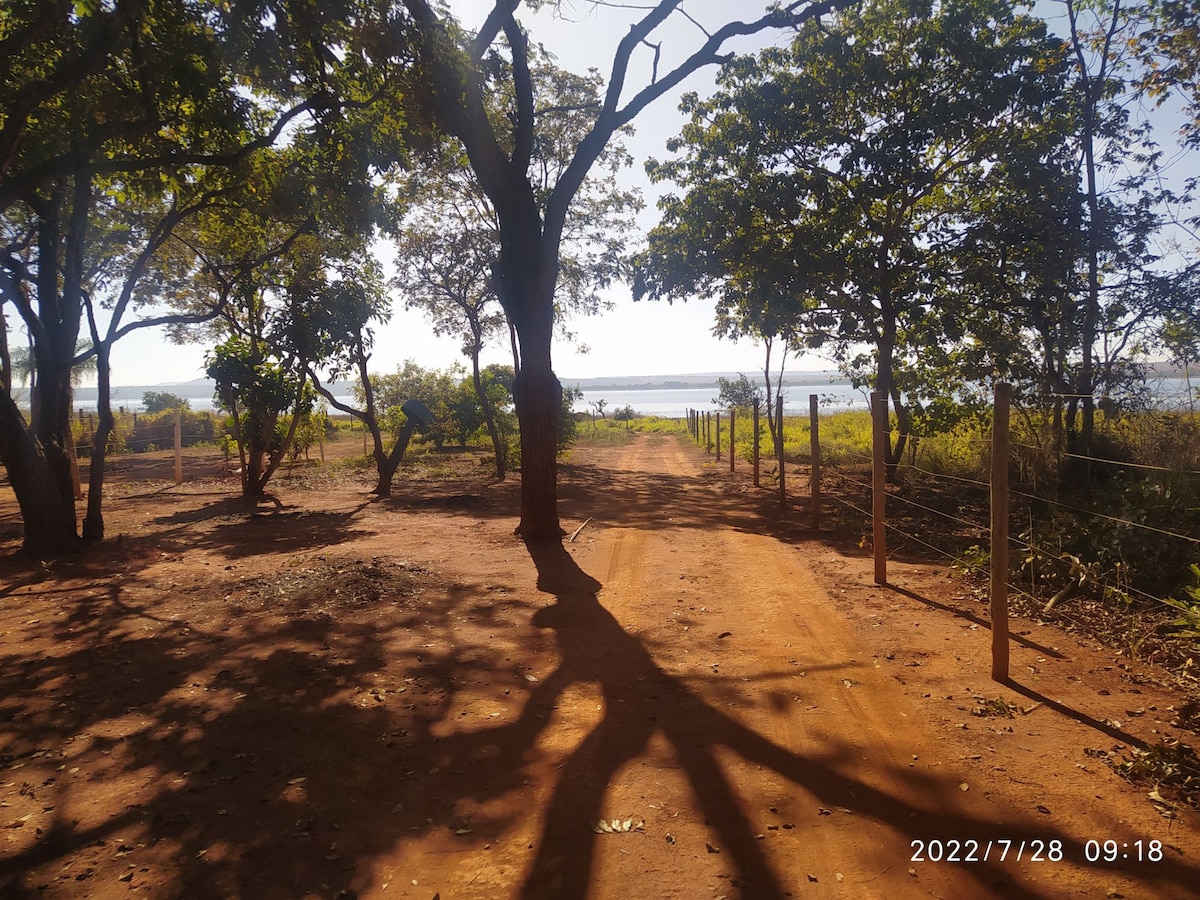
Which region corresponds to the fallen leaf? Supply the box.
[705,842,720,854]
[806,873,818,883]
[717,631,732,639]
[959,782,970,792]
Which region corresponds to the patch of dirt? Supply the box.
[0,433,1197,899]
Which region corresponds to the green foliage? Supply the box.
[638,0,1073,465]
[559,385,584,452]
[366,360,465,449]
[613,404,638,421]
[1162,567,1200,639]
[713,374,762,411]
[141,391,190,414]
[288,405,330,462]
[73,408,221,456]
[575,420,634,447]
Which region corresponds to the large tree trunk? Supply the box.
[514,362,562,539]
[504,254,563,539]
[0,391,78,555]
[0,179,88,554]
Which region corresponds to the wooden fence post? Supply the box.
[776,395,786,508]
[716,412,722,462]
[872,391,887,585]
[810,393,820,531]
[706,412,712,455]
[991,382,1011,681]
[729,408,736,473]
[752,398,760,487]
[174,408,183,486]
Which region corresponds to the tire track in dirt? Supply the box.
[353,433,1197,900]
[560,433,1194,899]
[573,434,974,897]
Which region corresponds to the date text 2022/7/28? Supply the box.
[910,838,1165,864]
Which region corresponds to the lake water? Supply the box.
[573,384,868,419]
[41,377,1195,419]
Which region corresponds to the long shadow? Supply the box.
[499,539,1200,899]
[1000,677,1153,748]
[0,556,545,898]
[887,584,1067,659]
[3,436,1196,898]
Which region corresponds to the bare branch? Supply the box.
[545,0,851,240]
[641,38,662,84]
[506,15,536,173]
[472,0,523,59]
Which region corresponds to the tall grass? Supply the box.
[572,415,689,447]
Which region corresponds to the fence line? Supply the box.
[1010,441,1200,477]
[1009,488,1200,545]
[696,385,1197,685]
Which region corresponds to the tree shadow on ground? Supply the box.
[0,556,547,898]
[454,538,1200,899]
[3,437,1198,898]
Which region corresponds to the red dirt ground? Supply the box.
[0,432,1198,899]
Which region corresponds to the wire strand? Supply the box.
[1009,488,1200,545]
[1009,441,1200,477]
[880,490,988,533]
[900,463,992,489]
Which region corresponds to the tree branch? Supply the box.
[545,0,851,242]
[505,15,536,174]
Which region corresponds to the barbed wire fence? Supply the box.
[690,386,1200,685]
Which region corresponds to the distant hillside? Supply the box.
[57,365,1192,408]
[69,372,850,403]
[71,380,360,406]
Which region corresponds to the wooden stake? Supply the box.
[991,382,1012,681]
[872,391,887,585]
[810,393,820,531]
[752,398,760,487]
[716,411,722,462]
[776,395,785,508]
[729,408,736,472]
[174,408,183,486]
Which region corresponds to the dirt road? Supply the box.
[1,432,1197,898]
[368,433,1200,899]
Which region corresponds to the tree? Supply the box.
[0,1,393,552]
[637,0,1066,475]
[206,335,312,496]
[391,58,641,481]
[1140,1,1200,147]
[401,0,854,539]
[713,374,762,411]
[142,391,190,413]
[291,254,412,497]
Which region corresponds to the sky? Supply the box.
[97,1,830,386]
